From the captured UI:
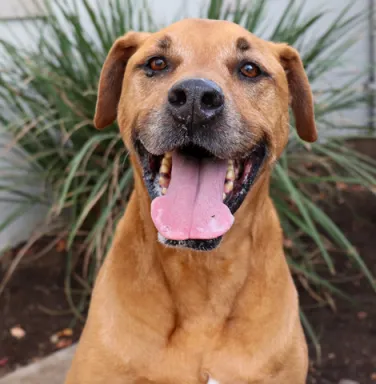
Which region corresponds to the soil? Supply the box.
[0,139,375,383]
[0,239,83,377]
[305,188,376,384]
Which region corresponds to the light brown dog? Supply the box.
[65,18,316,384]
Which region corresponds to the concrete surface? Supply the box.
[0,345,361,384]
[0,346,76,384]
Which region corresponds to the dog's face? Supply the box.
[94,19,316,251]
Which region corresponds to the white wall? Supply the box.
[0,6,49,250]
[0,0,44,19]
[0,0,372,250]
[266,0,371,133]
[0,138,49,251]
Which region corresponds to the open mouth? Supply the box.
[136,141,267,251]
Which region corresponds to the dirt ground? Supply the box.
[0,240,83,377]
[304,188,376,383]
[0,139,375,383]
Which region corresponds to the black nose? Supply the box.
[168,78,224,125]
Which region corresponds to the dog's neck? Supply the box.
[113,160,283,329]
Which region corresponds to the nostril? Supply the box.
[201,91,223,109]
[168,79,224,124]
[169,89,187,106]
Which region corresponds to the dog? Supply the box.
[65,18,317,384]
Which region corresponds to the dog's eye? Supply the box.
[240,62,262,78]
[148,57,168,71]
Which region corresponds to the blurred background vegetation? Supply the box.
[0,0,375,356]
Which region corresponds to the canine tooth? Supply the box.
[161,159,172,172]
[165,152,172,159]
[162,187,168,195]
[160,164,170,174]
[224,180,234,194]
[226,169,235,181]
[223,192,226,201]
[159,176,169,187]
[228,160,234,166]
[161,159,171,168]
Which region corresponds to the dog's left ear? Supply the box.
[276,44,317,143]
[94,31,150,129]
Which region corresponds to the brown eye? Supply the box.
[149,57,168,71]
[240,62,262,78]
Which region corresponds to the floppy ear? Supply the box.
[276,44,317,143]
[94,31,150,129]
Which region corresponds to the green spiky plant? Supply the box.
[0,0,375,356]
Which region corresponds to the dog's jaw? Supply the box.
[158,233,223,251]
[135,139,268,251]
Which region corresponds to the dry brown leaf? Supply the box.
[350,185,366,192]
[357,311,368,320]
[0,357,8,367]
[50,334,59,344]
[283,238,293,249]
[57,328,73,337]
[56,239,66,253]
[10,326,26,339]
[50,328,73,344]
[56,339,72,349]
[336,182,347,191]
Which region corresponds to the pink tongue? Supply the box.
[151,152,234,240]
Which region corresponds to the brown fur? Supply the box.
[65,19,317,384]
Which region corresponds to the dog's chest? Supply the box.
[142,342,256,384]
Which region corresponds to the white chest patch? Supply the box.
[207,378,220,384]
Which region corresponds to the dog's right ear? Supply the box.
[94,31,150,129]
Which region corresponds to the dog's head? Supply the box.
[94,19,316,251]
